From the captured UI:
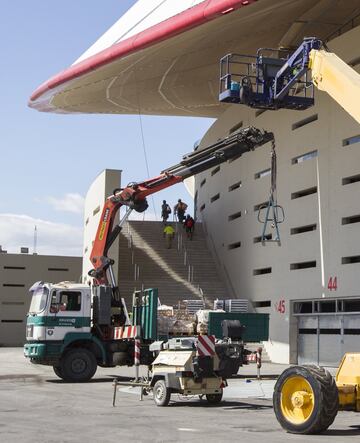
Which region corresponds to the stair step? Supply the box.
[117,220,228,306]
[245,343,271,362]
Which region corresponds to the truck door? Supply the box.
[47,290,90,341]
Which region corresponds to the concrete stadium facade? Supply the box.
[82,169,122,284]
[194,26,360,364]
[0,253,81,346]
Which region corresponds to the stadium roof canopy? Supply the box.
[30,0,360,118]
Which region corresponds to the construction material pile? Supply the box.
[157,302,196,336]
[157,304,224,336]
[195,309,224,335]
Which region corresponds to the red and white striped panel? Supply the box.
[196,335,215,357]
[134,338,141,366]
[246,353,257,362]
[113,325,139,340]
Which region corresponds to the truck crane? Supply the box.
[24,125,273,383]
[219,37,360,434]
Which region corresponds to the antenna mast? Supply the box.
[33,225,37,255]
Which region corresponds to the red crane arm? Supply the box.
[89,173,183,283]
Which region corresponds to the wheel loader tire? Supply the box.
[273,365,339,434]
[206,390,223,405]
[153,379,171,406]
[60,348,97,383]
[53,365,64,380]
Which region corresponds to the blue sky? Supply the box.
[0,1,214,255]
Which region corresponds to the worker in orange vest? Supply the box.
[174,199,188,223]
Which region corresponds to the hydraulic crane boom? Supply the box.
[89,126,274,296]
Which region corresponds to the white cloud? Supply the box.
[46,193,84,214]
[0,214,83,256]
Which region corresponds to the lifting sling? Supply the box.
[257,140,284,244]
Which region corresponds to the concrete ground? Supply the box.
[0,349,359,443]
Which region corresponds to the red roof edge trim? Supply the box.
[30,0,257,104]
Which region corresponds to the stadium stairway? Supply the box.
[117,220,228,307]
[245,343,271,363]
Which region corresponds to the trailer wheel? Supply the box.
[60,348,97,382]
[53,365,64,380]
[206,390,223,404]
[273,365,338,434]
[153,379,171,406]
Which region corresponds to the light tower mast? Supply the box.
[33,225,37,255]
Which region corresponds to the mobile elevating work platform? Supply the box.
[219,37,360,124]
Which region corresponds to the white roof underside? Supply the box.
[75,0,206,64]
[30,0,360,117]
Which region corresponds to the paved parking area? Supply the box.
[0,349,359,443]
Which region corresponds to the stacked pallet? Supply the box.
[157,303,195,336]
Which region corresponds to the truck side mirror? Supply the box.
[50,304,60,314]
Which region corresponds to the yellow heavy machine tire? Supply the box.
[273,365,339,434]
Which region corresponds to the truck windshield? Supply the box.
[29,286,49,314]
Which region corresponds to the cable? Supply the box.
[137,112,157,220]
[133,67,157,221]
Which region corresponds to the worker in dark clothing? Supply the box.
[161,200,172,223]
[174,199,188,223]
[184,214,195,240]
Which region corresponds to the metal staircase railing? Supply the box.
[125,221,141,282]
[205,223,256,313]
[325,11,360,42]
[175,226,208,305]
[123,221,214,305]
[176,229,195,283]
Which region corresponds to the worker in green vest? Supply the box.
[163,224,175,249]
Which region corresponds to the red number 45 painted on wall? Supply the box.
[327,276,338,291]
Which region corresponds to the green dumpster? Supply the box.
[208,312,269,342]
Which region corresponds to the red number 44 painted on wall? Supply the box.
[275,299,285,314]
[327,277,338,291]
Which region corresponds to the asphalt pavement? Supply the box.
[0,348,358,443]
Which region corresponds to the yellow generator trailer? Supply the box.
[149,329,247,407]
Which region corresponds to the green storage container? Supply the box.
[132,288,158,341]
[208,312,269,342]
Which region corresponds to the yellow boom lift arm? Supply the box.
[310,49,360,124]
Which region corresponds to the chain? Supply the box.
[270,139,277,197]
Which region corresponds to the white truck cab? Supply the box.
[24,281,109,382]
[26,281,91,343]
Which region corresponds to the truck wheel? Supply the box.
[53,365,64,379]
[153,379,171,406]
[206,390,223,404]
[60,348,97,383]
[273,365,338,434]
